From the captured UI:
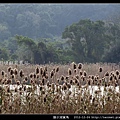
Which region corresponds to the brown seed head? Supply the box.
[0,86,3,92]
[17,80,20,85]
[33,73,36,78]
[35,67,39,74]
[116,70,119,76]
[11,74,15,79]
[45,66,47,72]
[70,79,73,85]
[56,66,59,72]
[79,71,83,76]
[60,75,64,81]
[83,71,87,77]
[51,83,55,90]
[24,86,26,91]
[62,84,67,90]
[7,86,10,92]
[68,68,72,75]
[109,76,113,81]
[15,87,17,92]
[67,83,71,89]
[78,63,83,69]
[10,69,14,75]
[7,67,12,72]
[105,71,109,77]
[14,68,18,75]
[99,67,102,72]
[29,73,33,78]
[44,97,46,102]
[40,67,43,75]
[25,76,28,81]
[50,70,54,78]
[1,70,5,76]
[47,81,50,87]
[19,69,24,78]
[40,86,43,91]
[72,62,77,69]
[19,87,22,91]
[7,79,12,84]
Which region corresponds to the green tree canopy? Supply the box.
[62,19,120,63]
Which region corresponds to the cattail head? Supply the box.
[116,70,119,76]
[45,66,47,72]
[29,73,33,78]
[0,79,2,84]
[51,83,55,90]
[7,86,10,92]
[7,79,12,84]
[65,76,69,81]
[91,75,94,80]
[62,83,67,90]
[118,75,120,79]
[83,71,87,77]
[42,77,45,85]
[107,96,110,101]
[41,90,45,94]
[1,70,5,76]
[36,74,39,79]
[72,62,77,69]
[79,71,83,76]
[7,67,12,72]
[109,76,113,81]
[105,71,109,77]
[30,79,34,84]
[19,69,24,78]
[14,68,18,75]
[47,81,50,87]
[10,69,14,75]
[88,79,91,85]
[114,75,117,80]
[15,87,17,92]
[35,66,39,74]
[60,75,64,81]
[24,76,28,81]
[74,69,77,74]
[33,73,36,79]
[56,66,59,73]
[44,97,46,103]
[92,97,95,103]
[40,86,43,91]
[45,73,48,79]
[89,95,92,100]
[74,78,78,84]
[57,79,60,83]
[16,80,20,85]
[68,68,72,75]
[69,79,73,85]
[0,86,3,92]
[99,67,102,72]
[78,63,83,69]
[75,75,79,79]
[11,74,15,79]
[23,86,26,91]
[19,87,22,91]
[40,67,43,75]
[67,83,71,89]
[50,70,54,78]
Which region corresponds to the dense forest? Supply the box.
[0,3,120,64]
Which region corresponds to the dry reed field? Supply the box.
[0,61,120,114]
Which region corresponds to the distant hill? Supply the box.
[0,3,119,40]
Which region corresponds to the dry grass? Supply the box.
[0,62,120,114]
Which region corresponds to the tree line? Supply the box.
[1,19,120,64]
